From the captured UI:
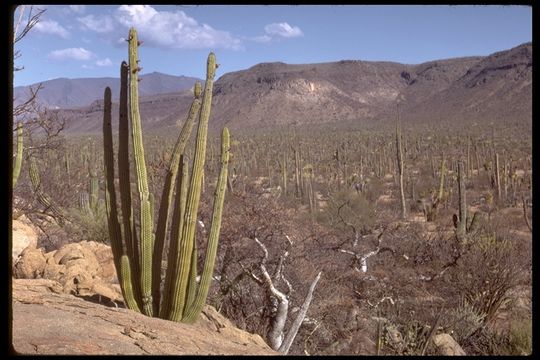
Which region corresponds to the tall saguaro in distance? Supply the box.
[396,98,407,220]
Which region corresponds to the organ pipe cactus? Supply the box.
[103,27,230,323]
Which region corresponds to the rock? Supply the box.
[13,247,46,279]
[82,241,117,282]
[433,333,466,356]
[12,216,40,262]
[386,325,404,352]
[13,241,122,303]
[11,278,277,355]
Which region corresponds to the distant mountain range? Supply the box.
[13,72,201,109]
[16,42,531,133]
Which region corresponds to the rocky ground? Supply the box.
[11,278,276,355]
[10,218,277,356]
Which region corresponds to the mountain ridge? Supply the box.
[20,41,531,133]
[14,72,202,109]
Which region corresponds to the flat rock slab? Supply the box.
[11,279,277,355]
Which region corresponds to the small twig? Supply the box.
[420,310,443,356]
[303,320,321,356]
[522,195,532,232]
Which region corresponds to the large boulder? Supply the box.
[13,241,121,304]
[13,247,46,279]
[433,333,466,356]
[12,216,40,262]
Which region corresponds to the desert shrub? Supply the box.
[316,189,376,237]
[504,315,532,355]
[441,300,486,344]
[462,316,532,356]
[451,227,527,325]
[63,204,109,244]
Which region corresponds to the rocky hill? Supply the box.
[14,72,201,109]
[394,42,532,126]
[44,42,531,133]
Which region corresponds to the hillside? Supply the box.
[43,42,531,133]
[13,72,201,109]
[395,42,532,125]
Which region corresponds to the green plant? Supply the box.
[453,161,479,243]
[103,27,230,323]
[28,155,65,224]
[64,170,109,243]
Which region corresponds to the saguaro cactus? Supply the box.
[453,160,479,243]
[103,27,230,323]
[395,104,407,219]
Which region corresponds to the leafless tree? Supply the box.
[242,236,322,354]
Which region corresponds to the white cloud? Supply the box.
[264,22,303,38]
[96,58,113,67]
[114,5,242,50]
[69,5,85,14]
[33,20,70,38]
[77,15,114,33]
[251,35,272,43]
[48,47,95,61]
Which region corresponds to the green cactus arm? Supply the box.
[160,155,190,318]
[128,27,154,316]
[457,161,467,240]
[119,255,141,311]
[152,84,202,315]
[183,127,230,323]
[185,241,198,311]
[89,175,99,213]
[13,123,23,187]
[102,86,141,312]
[436,156,446,203]
[117,60,142,309]
[164,155,192,320]
[168,52,217,322]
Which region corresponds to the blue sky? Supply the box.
[13,5,532,87]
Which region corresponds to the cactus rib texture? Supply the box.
[183,127,230,323]
[103,27,229,324]
[168,52,218,322]
[128,27,154,317]
[152,82,202,316]
[102,86,141,312]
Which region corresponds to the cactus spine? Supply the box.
[103,27,229,323]
[13,123,23,187]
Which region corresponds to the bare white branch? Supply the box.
[279,271,322,354]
